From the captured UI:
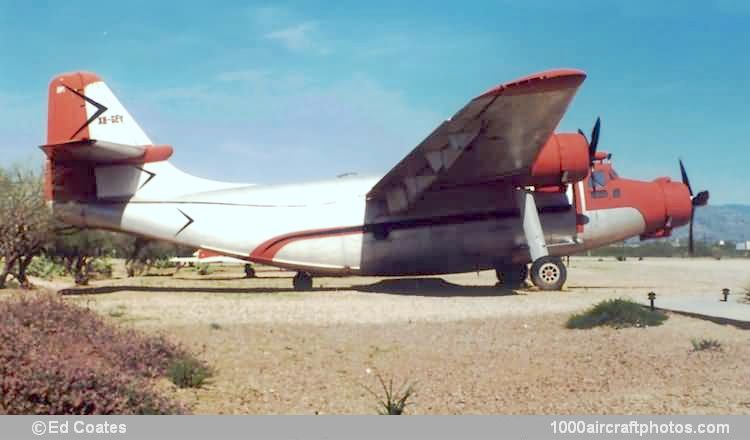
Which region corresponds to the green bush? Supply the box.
[152,258,177,269]
[167,356,211,388]
[26,256,66,280]
[88,258,113,278]
[566,298,668,329]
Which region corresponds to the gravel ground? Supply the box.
[49,257,750,414]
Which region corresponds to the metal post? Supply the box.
[648,291,656,311]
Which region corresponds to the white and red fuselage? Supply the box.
[53,160,692,276]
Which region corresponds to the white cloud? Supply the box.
[263,21,329,55]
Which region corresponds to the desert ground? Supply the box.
[27,257,750,414]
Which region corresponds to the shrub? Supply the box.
[152,258,177,269]
[88,258,113,278]
[0,294,193,414]
[691,338,723,352]
[26,255,66,280]
[566,298,668,329]
[167,356,212,388]
[363,372,416,415]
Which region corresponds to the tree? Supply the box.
[44,228,114,285]
[0,166,53,288]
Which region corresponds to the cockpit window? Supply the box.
[589,170,608,188]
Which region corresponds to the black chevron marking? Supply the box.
[134,166,156,190]
[175,209,194,236]
[65,85,108,139]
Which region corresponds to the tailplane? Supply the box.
[42,72,244,203]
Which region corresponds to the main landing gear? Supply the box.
[507,188,568,291]
[495,257,567,291]
[292,271,313,291]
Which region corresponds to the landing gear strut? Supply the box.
[292,271,313,291]
[515,188,568,291]
[529,256,567,291]
[495,264,528,288]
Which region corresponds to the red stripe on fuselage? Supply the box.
[248,226,363,264]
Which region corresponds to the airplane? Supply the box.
[170,248,252,266]
[170,249,257,277]
[40,69,708,291]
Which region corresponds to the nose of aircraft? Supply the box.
[661,180,693,228]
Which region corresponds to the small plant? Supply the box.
[167,355,212,388]
[363,372,416,415]
[691,338,723,352]
[566,298,668,329]
[209,322,222,330]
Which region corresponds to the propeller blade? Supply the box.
[589,117,601,157]
[679,159,694,196]
[577,128,588,143]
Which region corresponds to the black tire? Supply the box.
[530,256,566,291]
[495,264,528,288]
[292,272,313,291]
[244,264,256,278]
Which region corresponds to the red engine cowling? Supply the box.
[523,133,590,187]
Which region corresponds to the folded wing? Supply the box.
[367,69,586,214]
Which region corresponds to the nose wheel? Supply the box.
[529,256,567,291]
[292,271,313,291]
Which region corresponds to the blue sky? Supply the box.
[0,0,748,203]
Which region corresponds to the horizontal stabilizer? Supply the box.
[40,139,173,164]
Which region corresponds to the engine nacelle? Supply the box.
[522,133,590,187]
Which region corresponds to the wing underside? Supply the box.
[367,69,587,214]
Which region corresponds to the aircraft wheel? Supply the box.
[530,256,567,291]
[495,264,528,288]
[244,264,256,278]
[292,272,313,291]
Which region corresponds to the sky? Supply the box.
[0,0,748,203]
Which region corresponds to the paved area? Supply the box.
[633,292,750,329]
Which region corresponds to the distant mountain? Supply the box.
[670,204,750,243]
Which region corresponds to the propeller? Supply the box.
[579,117,601,165]
[679,159,709,256]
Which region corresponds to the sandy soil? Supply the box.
[42,257,750,413]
